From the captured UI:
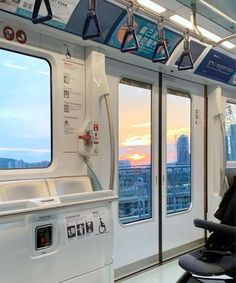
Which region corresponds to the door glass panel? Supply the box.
[225,102,236,162]
[166,90,191,214]
[118,79,152,224]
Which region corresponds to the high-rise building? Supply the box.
[119,160,131,168]
[176,134,190,165]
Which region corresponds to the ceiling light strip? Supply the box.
[200,0,236,25]
[170,14,236,49]
[137,0,166,14]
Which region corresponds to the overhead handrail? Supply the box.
[120,5,139,53]
[152,20,169,63]
[178,32,194,71]
[114,0,235,55]
[32,0,53,24]
[82,0,102,40]
[190,3,236,47]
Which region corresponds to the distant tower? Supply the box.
[176,134,190,164]
[225,103,236,160]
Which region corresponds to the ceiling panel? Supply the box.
[176,0,236,33]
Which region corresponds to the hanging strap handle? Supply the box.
[178,32,194,71]
[32,0,53,24]
[152,21,169,63]
[120,5,139,53]
[82,0,102,40]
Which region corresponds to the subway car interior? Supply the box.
[0,0,235,282]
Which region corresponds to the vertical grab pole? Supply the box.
[104,93,115,191]
[217,114,228,196]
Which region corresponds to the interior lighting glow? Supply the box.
[170,15,194,30]
[170,14,235,48]
[197,26,221,42]
[200,0,236,25]
[221,41,236,49]
[137,0,166,14]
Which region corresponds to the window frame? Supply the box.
[225,100,236,169]
[0,47,53,170]
[118,77,153,226]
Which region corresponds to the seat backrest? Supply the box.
[222,185,236,226]
[214,176,236,226]
[206,177,236,253]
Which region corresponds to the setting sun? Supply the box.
[128,153,145,161]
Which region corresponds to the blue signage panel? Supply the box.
[194,49,236,87]
[107,14,183,62]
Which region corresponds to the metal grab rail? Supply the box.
[82,0,102,40]
[178,32,194,71]
[32,0,53,24]
[218,113,228,196]
[120,6,139,53]
[152,21,169,63]
[0,196,117,219]
[190,3,236,47]
[104,93,115,191]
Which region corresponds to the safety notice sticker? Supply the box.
[65,209,109,242]
[62,58,84,153]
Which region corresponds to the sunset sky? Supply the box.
[119,83,190,166]
[0,49,51,163]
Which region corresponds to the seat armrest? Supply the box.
[194,219,236,236]
[201,249,232,257]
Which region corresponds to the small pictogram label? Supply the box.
[3,26,14,41]
[16,30,27,44]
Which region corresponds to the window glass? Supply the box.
[119,79,152,224]
[225,102,236,162]
[0,49,51,169]
[166,91,191,214]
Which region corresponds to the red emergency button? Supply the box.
[79,131,92,145]
[40,236,46,245]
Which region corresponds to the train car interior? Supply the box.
[0,0,235,282]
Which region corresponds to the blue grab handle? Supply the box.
[152,39,170,63]
[32,0,53,24]
[120,27,139,53]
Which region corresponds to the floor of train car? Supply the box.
[116,259,184,283]
[116,259,227,283]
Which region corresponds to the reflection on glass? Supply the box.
[225,102,236,162]
[118,80,152,224]
[166,92,191,214]
[0,49,51,169]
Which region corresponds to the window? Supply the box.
[225,102,236,163]
[166,90,191,214]
[0,49,51,169]
[118,79,152,224]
